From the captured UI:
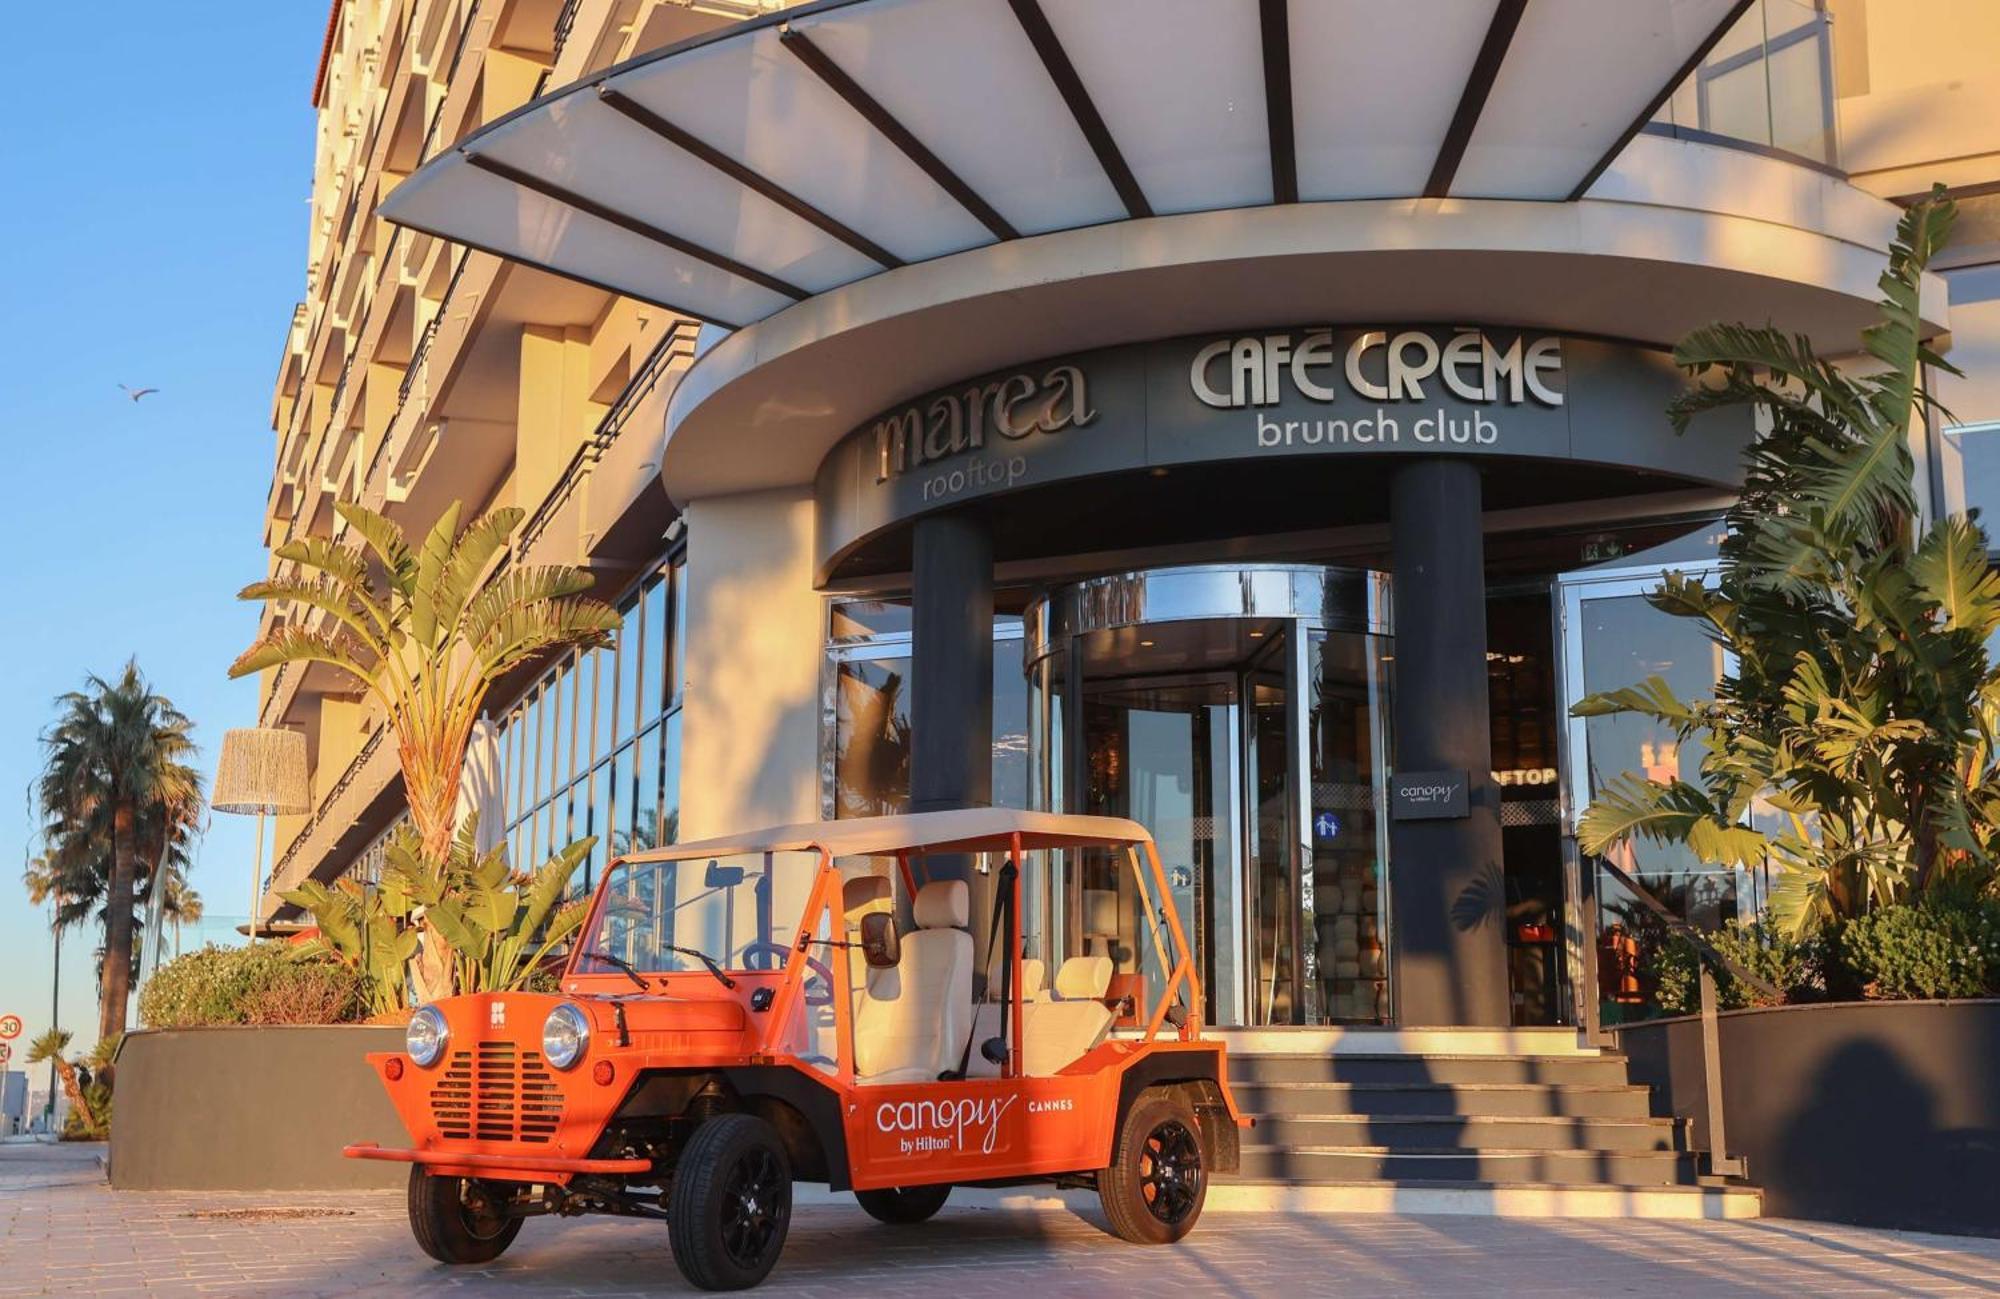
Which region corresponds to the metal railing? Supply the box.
[1593,856,1767,1179]
[514,325,695,555]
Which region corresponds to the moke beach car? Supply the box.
[345,808,1247,1290]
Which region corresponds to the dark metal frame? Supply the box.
[1566,0,1756,200]
[461,150,809,302]
[1257,0,1296,205]
[778,26,1019,242]
[597,86,904,269]
[1007,0,1150,220]
[1424,0,1529,198]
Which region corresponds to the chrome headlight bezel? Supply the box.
[406,1004,449,1068]
[542,1002,591,1070]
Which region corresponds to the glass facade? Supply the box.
[1654,0,1837,165]
[825,597,1030,818]
[495,552,687,895]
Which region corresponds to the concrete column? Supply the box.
[908,511,994,883]
[678,487,821,842]
[1388,459,1511,1027]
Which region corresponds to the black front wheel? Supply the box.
[407,1167,523,1264]
[668,1114,794,1290]
[1096,1087,1207,1245]
[855,1183,952,1224]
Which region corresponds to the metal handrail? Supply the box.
[1596,856,1782,1000]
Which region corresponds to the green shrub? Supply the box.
[1650,920,1828,1015]
[1837,900,2000,1000]
[140,943,362,1028]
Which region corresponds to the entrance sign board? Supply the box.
[1391,772,1472,821]
[816,326,1754,575]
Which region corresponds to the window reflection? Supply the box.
[489,553,688,897]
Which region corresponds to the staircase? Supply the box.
[1210,1031,1760,1219]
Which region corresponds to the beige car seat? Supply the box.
[853,879,972,1085]
[969,953,1115,1078]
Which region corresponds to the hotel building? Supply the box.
[259,0,2000,1210]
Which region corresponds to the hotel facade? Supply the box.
[262,0,2000,1208]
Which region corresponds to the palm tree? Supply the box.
[25,1028,95,1135]
[165,875,203,959]
[38,661,202,1041]
[231,501,618,999]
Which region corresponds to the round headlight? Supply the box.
[406,1005,448,1068]
[543,1003,591,1070]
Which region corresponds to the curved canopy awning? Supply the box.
[379,0,1750,330]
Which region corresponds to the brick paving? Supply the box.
[5,1142,2000,1296]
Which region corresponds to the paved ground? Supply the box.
[5,1142,2000,1296]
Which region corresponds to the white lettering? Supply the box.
[1346,331,1389,401]
[1190,339,1232,408]
[1387,330,1440,401]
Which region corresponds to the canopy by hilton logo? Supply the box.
[876,1095,1019,1156]
[872,364,1094,483]
[1190,329,1564,410]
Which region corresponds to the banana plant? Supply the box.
[280,876,421,1018]
[231,500,619,999]
[1575,190,2000,936]
[378,815,593,995]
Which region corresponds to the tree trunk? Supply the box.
[100,800,137,1042]
[56,1058,95,1133]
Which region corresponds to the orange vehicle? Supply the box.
[346,808,1247,1290]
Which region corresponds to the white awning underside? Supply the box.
[380,0,1749,329]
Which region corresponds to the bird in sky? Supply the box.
[119,384,159,402]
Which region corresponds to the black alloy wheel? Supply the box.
[668,1113,794,1290]
[1139,1120,1203,1226]
[1096,1087,1208,1245]
[406,1168,524,1264]
[855,1182,952,1224]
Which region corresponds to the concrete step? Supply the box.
[1228,1052,1634,1087]
[1236,1145,1700,1187]
[1234,1081,1656,1119]
[1242,1112,1687,1153]
[1205,1178,1761,1219]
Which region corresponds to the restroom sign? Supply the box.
[1391,772,1470,821]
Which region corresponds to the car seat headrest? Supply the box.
[913,879,969,929]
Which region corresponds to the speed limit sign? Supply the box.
[0,1014,21,1040]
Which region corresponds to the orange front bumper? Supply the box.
[343,1142,651,1176]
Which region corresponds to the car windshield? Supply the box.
[575,850,822,975]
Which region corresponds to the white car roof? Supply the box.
[620,808,1151,864]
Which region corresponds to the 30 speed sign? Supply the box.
[0,1014,22,1040]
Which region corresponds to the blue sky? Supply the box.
[0,4,327,1074]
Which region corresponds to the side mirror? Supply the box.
[703,860,745,888]
[860,912,901,969]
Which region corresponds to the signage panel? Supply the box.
[1391,771,1472,821]
[814,325,1753,576]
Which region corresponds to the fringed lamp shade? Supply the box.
[213,728,310,816]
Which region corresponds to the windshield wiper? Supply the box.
[581,946,650,992]
[663,944,737,990]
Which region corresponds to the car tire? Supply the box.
[406,1167,523,1264]
[1096,1086,1207,1245]
[668,1113,793,1291]
[855,1183,952,1224]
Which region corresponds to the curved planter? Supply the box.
[110,1026,408,1191]
[1617,1000,2000,1237]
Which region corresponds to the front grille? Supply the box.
[429,1043,563,1144]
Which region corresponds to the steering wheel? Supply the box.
[737,942,836,1008]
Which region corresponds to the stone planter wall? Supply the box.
[1617,1000,2000,1237]
[110,1026,408,1191]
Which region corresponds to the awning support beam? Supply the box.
[596,86,904,270]
[1259,0,1297,204]
[461,149,809,302]
[1564,0,1755,201]
[1006,0,1151,220]
[1424,0,1530,199]
[779,25,1020,243]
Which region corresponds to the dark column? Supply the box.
[908,511,994,884]
[1388,459,1511,1027]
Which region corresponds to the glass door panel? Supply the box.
[1307,631,1391,1024]
[1244,635,1298,1024]
[1080,674,1245,1027]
